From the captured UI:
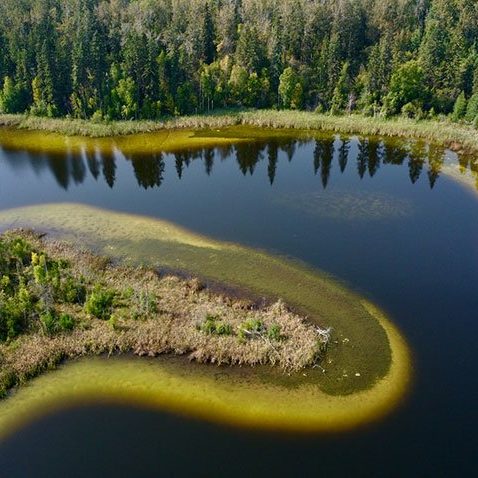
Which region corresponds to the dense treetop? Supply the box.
[0,0,477,124]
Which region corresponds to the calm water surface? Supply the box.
[0,134,477,477]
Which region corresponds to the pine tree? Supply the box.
[465,93,478,122]
[278,67,303,109]
[203,2,216,64]
[451,91,467,121]
[330,62,351,115]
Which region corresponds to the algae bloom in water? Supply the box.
[0,203,411,434]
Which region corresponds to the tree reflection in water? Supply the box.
[0,135,475,192]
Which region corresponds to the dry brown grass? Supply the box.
[0,234,328,396]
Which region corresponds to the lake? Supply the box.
[0,129,477,477]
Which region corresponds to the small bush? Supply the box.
[238,319,265,340]
[401,102,424,119]
[58,313,75,331]
[215,322,233,336]
[108,314,119,330]
[40,311,75,335]
[9,238,31,264]
[40,311,57,335]
[267,324,284,341]
[200,314,233,336]
[58,277,87,304]
[84,287,115,320]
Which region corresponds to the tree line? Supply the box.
[0,0,477,125]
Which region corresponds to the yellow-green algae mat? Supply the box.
[0,203,411,435]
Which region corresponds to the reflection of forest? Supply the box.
[1,137,476,192]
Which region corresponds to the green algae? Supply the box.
[0,202,395,396]
[0,124,309,157]
[0,204,412,434]
[0,126,420,434]
[0,203,412,436]
[0,330,410,436]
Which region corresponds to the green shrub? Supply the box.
[40,311,57,335]
[84,287,116,320]
[267,324,284,341]
[108,314,119,330]
[40,311,75,335]
[401,102,424,119]
[200,314,218,334]
[0,275,11,292]
[58,277,87,304]
[238,319,265,340]
[9,238,31,264]
[200,314,233,336]
[58,313,75,331]
[215,322,233,336]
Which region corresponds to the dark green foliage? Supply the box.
[0,234,88,340]
[199,314,233,336]
[84,287,115,320]
[40,310,75,335]
[267,324,284,342]
[58,276,87,305]
[0,1,476,120]
[58,313,75,331]
[452,92,467,122]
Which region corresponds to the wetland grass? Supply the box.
[1,110,477,153]
[0,230,328,398]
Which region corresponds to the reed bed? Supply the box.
[1,110,476,152]
[0,232,328,397]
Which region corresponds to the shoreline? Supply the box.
[0,202,402,397]
[0,231,329,399]
[0,205,412,434]
[0,109,477,153]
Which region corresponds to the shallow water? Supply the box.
[0,130,477,476]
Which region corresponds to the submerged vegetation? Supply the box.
[0,203,400,396]
[1,110,478,155]
[0,231,330,397]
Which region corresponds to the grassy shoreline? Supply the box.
[0,231,328,398]
[0,109,477,152]
[0,207,412,434]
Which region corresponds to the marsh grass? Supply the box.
[0,231,329,397]
[1,109,477,152]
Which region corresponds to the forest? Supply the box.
[0,0,477,125]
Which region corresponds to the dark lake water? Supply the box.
[0,134,477,477]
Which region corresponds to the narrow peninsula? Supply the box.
[0,231,330,397]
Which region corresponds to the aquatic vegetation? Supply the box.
[274,190,415,221]
[0,231,330,399]
[2,111,478,157]
[0,205,412,434]
[0,203,404,395]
